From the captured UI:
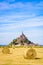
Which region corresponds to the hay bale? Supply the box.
[23,48,37,59]
[2,47,10,54]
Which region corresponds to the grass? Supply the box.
[0,47,43,65]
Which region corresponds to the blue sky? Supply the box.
[0,0,43,45]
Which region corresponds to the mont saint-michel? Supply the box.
[9,33,38,46]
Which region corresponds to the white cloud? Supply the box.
[0,16,43,29]
[0,2,10,10]
[0,15,36,24]
[0,32,21,45]
[0,27,43,45]
[0,1,43,10]
[0,15,43,45]
[0,1,43,45]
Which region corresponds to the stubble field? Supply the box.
[0,47,43,65]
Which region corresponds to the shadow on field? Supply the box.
[35,58,41,59]
[24,57,41,60]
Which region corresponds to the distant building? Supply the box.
[9,32,38,46]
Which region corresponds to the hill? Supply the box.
[9,32,38,46]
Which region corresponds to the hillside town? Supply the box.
[9,33,38,46]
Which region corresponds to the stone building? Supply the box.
[10,32,38,46]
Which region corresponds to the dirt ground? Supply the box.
[0,47,43,65]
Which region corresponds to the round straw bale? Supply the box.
[23,48,37,59]
[2,47,10,54]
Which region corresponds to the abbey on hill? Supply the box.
[9,33,38,46]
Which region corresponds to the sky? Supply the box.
[0,0,43,45]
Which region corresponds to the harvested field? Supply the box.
[0,47,43,65]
